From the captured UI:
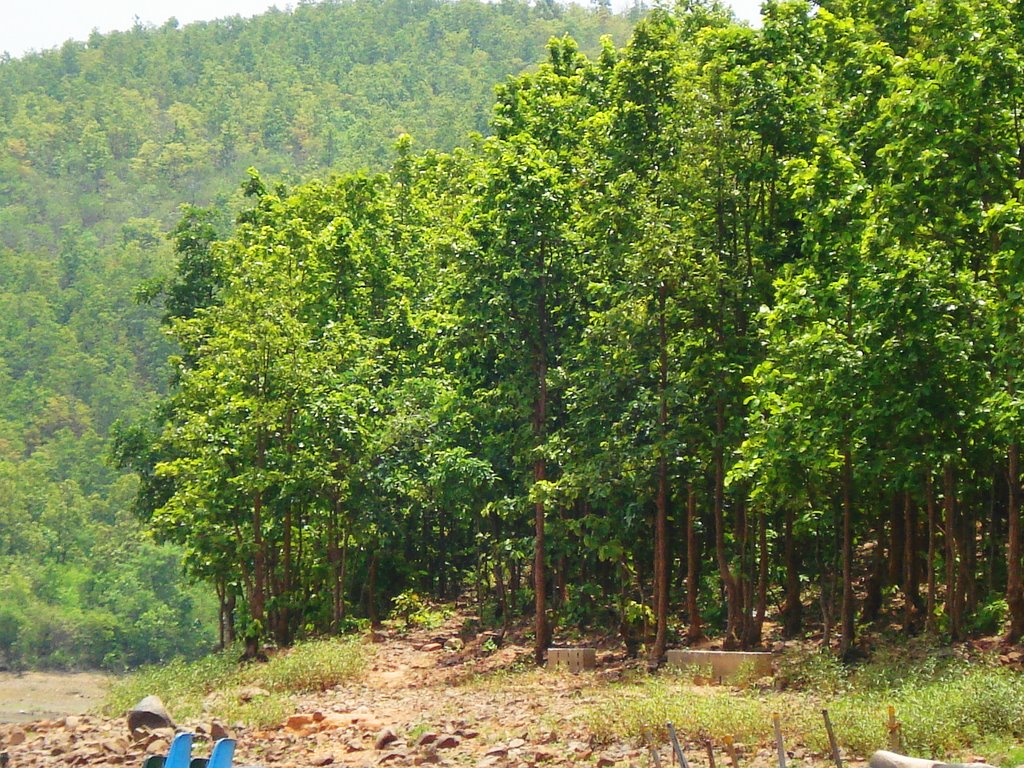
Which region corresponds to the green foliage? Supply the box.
[586,660,1024,761]
[103,637,365,727]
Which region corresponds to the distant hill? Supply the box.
[0,0,633,670]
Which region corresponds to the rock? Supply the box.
[421,643,443,652]
[596,755,617,768]
[417,733,439,747]
[509,739,527,750]
[568,742,590,754]
[286,714,316,731]
[127,695,175,735]
[237,686,271,702]
[146,738,170,755]
[532,747,555,762]
[210,721,231,741]
[375,728,399,750]
[310,751,336,766]
[436,735,460,749]
[478,757,504,768]
[378,751,408,764]
[486,747,510,757]
[444,638,465,652]
[7,729,26,746]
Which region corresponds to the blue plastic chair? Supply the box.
[166,733,194,768]
[190,738,235,768]
[141,732,193,768]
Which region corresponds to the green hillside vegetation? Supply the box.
[0,0,633,669]
[120,0,1024,669]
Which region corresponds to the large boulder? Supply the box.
[127,695,175,735]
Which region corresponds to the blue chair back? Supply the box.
[207,738,236,768]
[165,733,194,768]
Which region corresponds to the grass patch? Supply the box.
[102,636,366,729]
[584,653,1024,762]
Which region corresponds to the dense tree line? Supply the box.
[0,0,632,668]
[124,0,1024,666]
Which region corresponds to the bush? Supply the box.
[102,636,366,727]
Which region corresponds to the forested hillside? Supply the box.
[123,0,1024,667]
[0,0,633,669]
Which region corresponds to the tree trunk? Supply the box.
[368,551,380,629]
[781,507,802,638]
[533,252,550,665]
[715,402,741,649]
[903,490,920,634]
[651,285,670,667]
[685,483,704,642]
[840,446,855,657]
[1008,443,1024,641]
[926,474,938,634]
[944,462,963,640]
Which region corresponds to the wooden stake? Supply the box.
[704,739,716,768]
[724,735,740,768]
[822,709,842,768]
[772,713,786,768]
[887,706,901,751]
[667,723,690,768]
[644,729,664,768]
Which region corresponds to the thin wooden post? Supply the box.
[887,705,901,752]
[644,729,664,768]
[772,713,786,768]
[724,735,740,768]
[822,709,842,768]
[704,739,717,768]
[667,723,690,768]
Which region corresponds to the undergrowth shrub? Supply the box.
[585,656,1024,762]
[103,636,365,728]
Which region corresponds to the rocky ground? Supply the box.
[0,616,658,768]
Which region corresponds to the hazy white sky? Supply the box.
[2,0,763,59]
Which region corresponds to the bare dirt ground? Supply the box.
[0,617,799,768]
[0,672,110,724]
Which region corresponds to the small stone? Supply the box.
[375,728,399,750]
[310,751,336,765]
[237,686,271,702]
[596,756,617,768]
[568,742,589,754]
[7,730,26,747]
[378,751,408,764]
[532,747,555,762]
[509,739,527,750]
[421,643,443,652]
[417,733,439,747]
[478,758,503,768]
[145,738,170,755]
[436,735,460,749]
[486,747,510,757]
[286,714,316,731]
[444,638,465,652]
[210,721,231,741]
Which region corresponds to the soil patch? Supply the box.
[0,671,111,723]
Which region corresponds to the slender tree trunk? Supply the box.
[944,462,963,640]
[368,551,380,629]
[1009,443,1024,641]
[533,252,550,665]
[926,474,938,634]
[714,402,741,649]
[685,483,704,642]
[888,491,905,590]
[903,490,919,634]
[781,507,802,638]
[651,285,670,666]
[840,446,855,657]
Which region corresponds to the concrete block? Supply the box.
[665,650,773,682]
[547,647,596,673]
